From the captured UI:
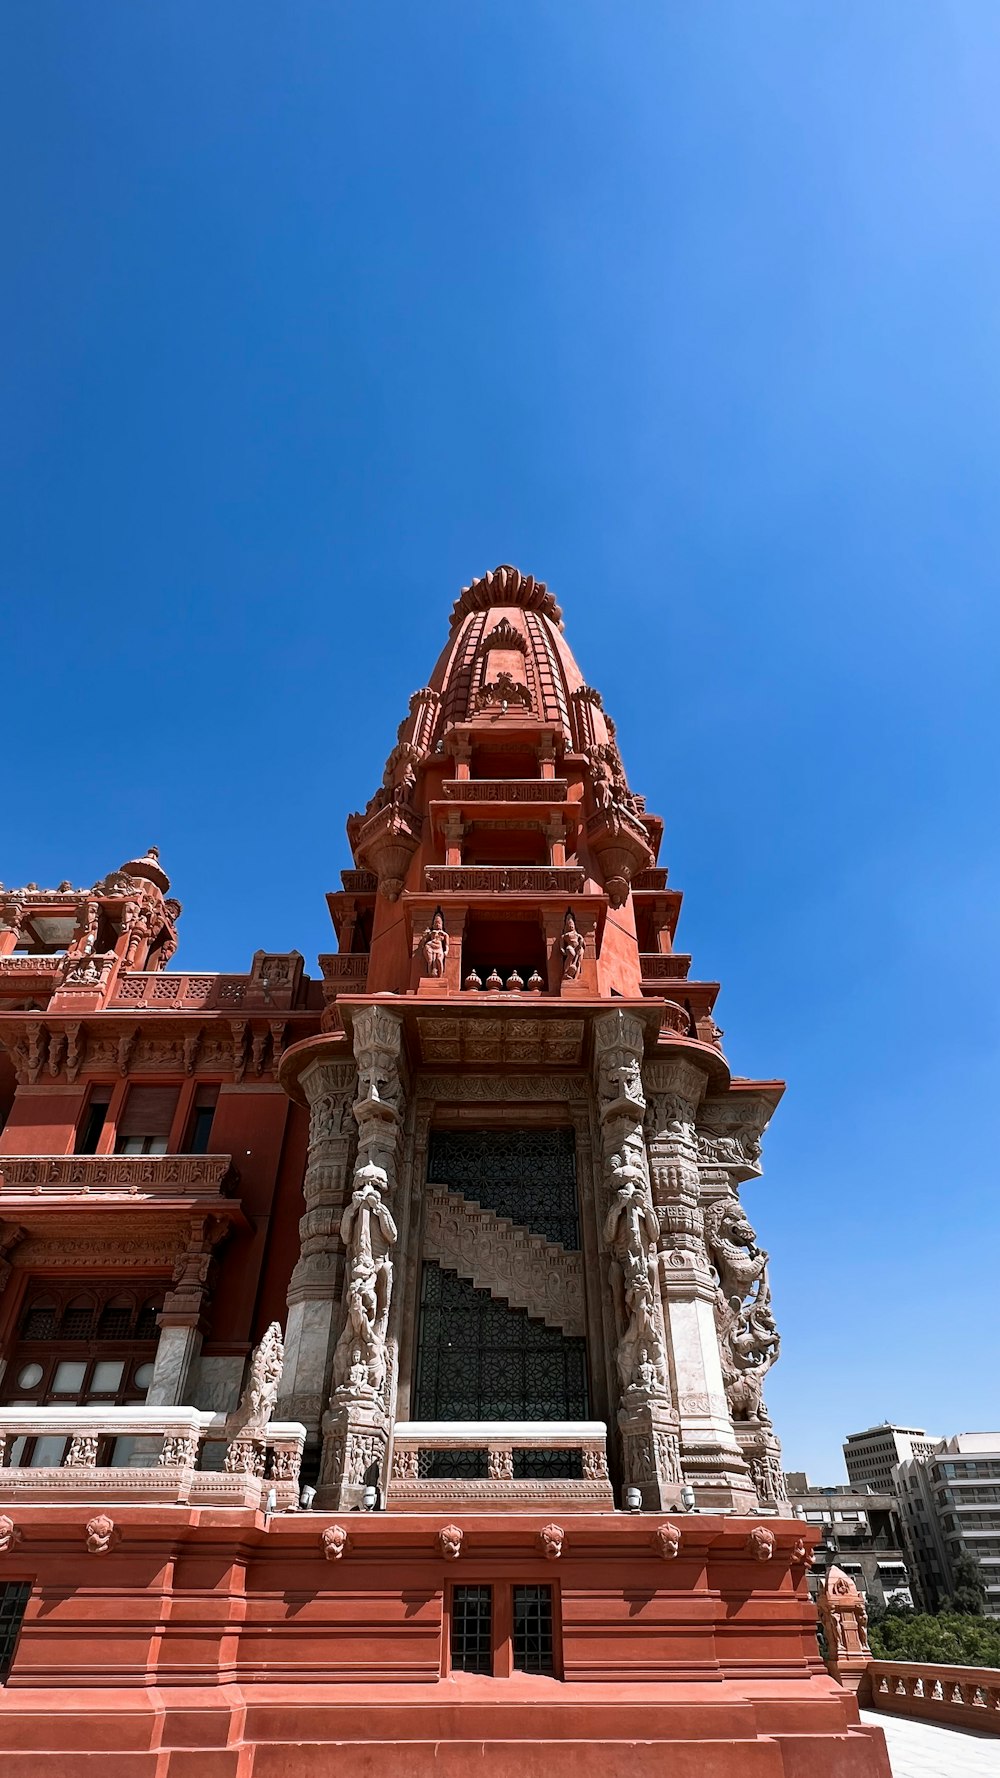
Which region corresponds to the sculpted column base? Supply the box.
[315,1393,390,1511]
[661,1263,756,1511]
[617,1391,682,1510]
[736,1416,788,1508]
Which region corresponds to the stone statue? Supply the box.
[332,1164,398,1398]
[231,1321,285,1435]
[421,909,449,978]
[602,1149,662,1390]
[560,909,585,981]
[705,1195,780,1422]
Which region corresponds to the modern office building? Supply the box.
[843,1423,942,1496]
[895,1433,1000,1617]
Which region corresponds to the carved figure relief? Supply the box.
[746,1525,775,1562]
[704,1194,781,1424]
[85,1513,118,1555]
[539,1523,564,1560]
[229,1321,284,1437]
[438,1524,463,1560]
[602,1148,662,1392]
[321,1524,349,1561]
[331,1164,399,1399]
[655,1523,682,1560]
[560,909,585,981]
[0,1516,21,1555]
[421,909,449,978]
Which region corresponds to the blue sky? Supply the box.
[3,4,998,1478]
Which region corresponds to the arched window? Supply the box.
[19,1297,57,1342]
[61,1295,97,1340]
[135,1299,162,1340]
[98,1295,134,1340]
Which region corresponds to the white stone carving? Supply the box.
[422,1185,584,1335]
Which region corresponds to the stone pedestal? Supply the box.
[316,1392,390,1510]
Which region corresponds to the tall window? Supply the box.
[2,1282,165,1417]
[115,1086,178,1155]
[76,1090,111,1155]
[186,1087,218,1154]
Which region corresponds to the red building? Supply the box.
[0,567,889,1774]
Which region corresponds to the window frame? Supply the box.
[444,1579,561,1680]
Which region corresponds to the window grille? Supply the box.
[414,1264,588,1423]
[418,1448,488,1480]
[0,1583,31,1681]
[513,1584,554,1674]
[428,1129,579,1250]
[450,1585,493,1674]
[512,1447,583,1481]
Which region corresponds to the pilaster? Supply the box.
[317,1006,408,1509]
[276,1056,357,1440]
[643,1057,755,1510]
[591,1010,679,1508]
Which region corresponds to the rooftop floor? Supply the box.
[860,1708,999,1778]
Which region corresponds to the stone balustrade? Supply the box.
[388,1420,614,1507]
[108,972,250,1008]
[0,1153,238,1199]
[0,1407,305,1510]
[866,1660,1000,1733]
[423,866,585,894]
[440,778,569,802]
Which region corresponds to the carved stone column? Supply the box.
[644,1058,755,1510]
[147,1213,231,1408]
[277,1057,357,1440]
[317,1007,407,1509]
[697,1097,785,1506]
[592,1011,680,1509]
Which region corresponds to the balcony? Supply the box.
[0,1406,305,1509]
[108,972,250,1009]
[388,1420,613,1508]
[0,1153,238,1200]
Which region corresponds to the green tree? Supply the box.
[869,1611,1000,1668]
[937,1551,988,1617]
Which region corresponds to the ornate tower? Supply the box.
[278,566,786,1514]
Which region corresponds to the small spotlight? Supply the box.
[680,1485,697,1513]
[265,1487,277,1516]
[362,1485,378,1512]
[300,1485,317,1510]
[624,1485,643,1513]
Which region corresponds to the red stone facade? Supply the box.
[0,567,889,1773]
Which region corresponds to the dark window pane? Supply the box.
[428,1130,579,1250]
[61,1307,94,1340]
[77,1100,110,1156]
[97,1307,132,1340]
[0,1582,31,1680]
[20,1307,57,1342]
[135,1301,161,1340]
[513,1584,554,1675]
[451,1585,492,1674]
[188,1105,215,1154]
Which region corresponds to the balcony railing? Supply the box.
[388,1419,613,1507]
[440,779,568,803]
[0,1153,238,1199]
[867,1660,1000,1733]
[423,866,585,894]
[108,973,249,1008]
[0,1407,305,1510]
